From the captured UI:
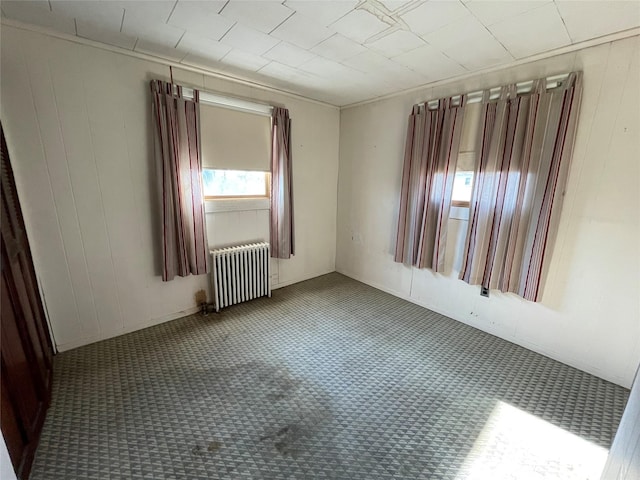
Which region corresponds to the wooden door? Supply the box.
[1,123,54,480]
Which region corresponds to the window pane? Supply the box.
[452,171,474,204]
[202,169,267,197]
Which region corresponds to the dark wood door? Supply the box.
[1,123,54,480]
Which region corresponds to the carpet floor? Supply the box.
[30,273,629,479]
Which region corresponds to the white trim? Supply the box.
[271,269,336,290]
[182,87,273,116]
[3,17,637,110]
[55,306,201,352]
[205,198,270,213]
[449,206,470,221]
[343,28,640,109]
[335,268,626,387]
[0,18,339,110]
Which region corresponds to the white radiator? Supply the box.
[210,242,271,312]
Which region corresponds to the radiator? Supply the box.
[210,242,271,312]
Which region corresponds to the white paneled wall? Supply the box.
[1,435,16,480]
[0,26,339,351]
[337,36,640,388]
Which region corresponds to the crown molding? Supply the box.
[342,27,640,109]
[0,18,340,110]
[2,17,638,110]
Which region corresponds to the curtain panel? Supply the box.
[270,107,295,259]
[150,80,208,281]
[459,72,583,301]
[395,96,466,272]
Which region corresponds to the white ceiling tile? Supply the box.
[167,1,234,41]
[393,44,467,80]
[377,65,427,90]
[367,29,426,58]
[220,49,271,72]
[123,12,185,48]
[401,1,469,35]
[177,33,232,60]
[263,42,317,68]
[465,0,550,26]
[111,1,176,23]
[258,61,325,88]
[298,56,364,81]
[488,3,571,59]
[379,1,416,13]
[556,0,640,43]
[343,51,428,89]
[76,21,137,49]
[441,37,511,71]
[220,24,280,55]
[342,50,396,73]
[424,15,512,70]
[181,52,224,71]
[270,12,334,49]
[135,39,188,62]
[220,1,294,34]
[330,9,391,43]
[51,1,124,30]
[311,34,367,61]
[1,0,76,34]
[284,0,357,27]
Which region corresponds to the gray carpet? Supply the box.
[30,273,628,479]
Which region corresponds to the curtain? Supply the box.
[459,72,582,301]
[395,96,466,272]
[150,80,208,281]
[270,107,294,259]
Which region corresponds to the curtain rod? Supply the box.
[177,83,274,116]
[422,73,571,110]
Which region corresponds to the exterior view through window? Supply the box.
[452,171,474,207]
[203,169,269,199]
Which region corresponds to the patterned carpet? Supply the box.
[30,273,628,479]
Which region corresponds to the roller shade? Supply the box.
[200,104,270,171]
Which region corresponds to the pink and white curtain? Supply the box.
[150,80,208,281]
[395,97,466,272]
[270,107,294,259]
[460,72,582,301]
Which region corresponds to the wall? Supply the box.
[337,35,640,388]
[0,25,340,352]
[602,364,640,478]
[1,435,17,480]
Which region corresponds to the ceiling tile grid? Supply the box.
[2,0,639,105]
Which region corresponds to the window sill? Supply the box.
[205,198,270,213]
[450,205,470,221]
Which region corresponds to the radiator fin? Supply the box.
[210,243,271,312]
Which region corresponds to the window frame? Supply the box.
[203,169,271,201]
[451,168,475,208]
[452,199,471,208]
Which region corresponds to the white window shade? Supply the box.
[200,104,271,171]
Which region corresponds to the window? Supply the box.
[452,151,476,208]
[452,171,474,207]
[203,169,269,199]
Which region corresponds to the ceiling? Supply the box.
[2,0,639,106]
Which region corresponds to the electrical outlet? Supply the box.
[480,287,490,298]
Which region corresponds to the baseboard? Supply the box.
[55,270,336,352]
[271,269,336,290]
[55,306,201,352]
[336,267,628,389]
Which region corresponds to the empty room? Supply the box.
[1,0,639,479]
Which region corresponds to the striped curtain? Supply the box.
[270,107,294,259]
[460,72,582,301]
[395,97,466,272]
[150,80,208,281]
